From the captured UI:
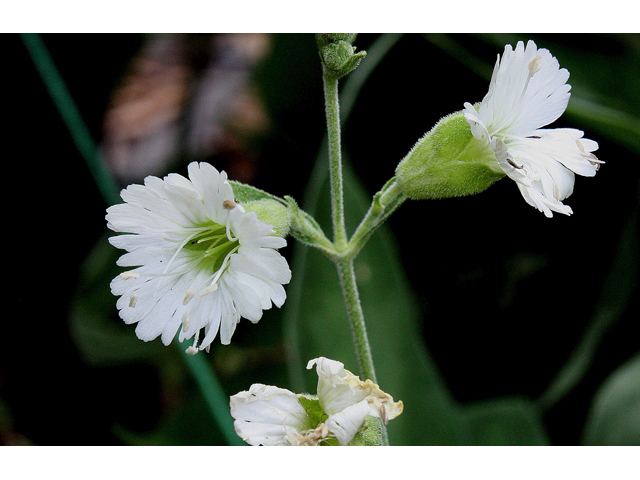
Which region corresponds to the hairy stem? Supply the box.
[323,71,348,250]
[335,256,389,445]
[322,66,389,445]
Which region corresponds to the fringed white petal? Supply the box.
[464,40,601,217]
[107,161,291,351]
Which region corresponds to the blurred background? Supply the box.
[3,33,639,446]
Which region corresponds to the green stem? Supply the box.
[335,256,389,446]
[334,257,377,382]
[284,34,403,393]
[322,65,389,445]
[347,178,407,259]
[323,71,348,250]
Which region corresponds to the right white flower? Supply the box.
[463,40,603,217]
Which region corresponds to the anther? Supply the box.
[507,155,523,169]
[528,55,542,76]
[181,312,190,332]
[183,289,195,305]
[222,200,236,210]
[185,329,200,354]
[199,283,219,297]
[120,271,141,280]
[128,295,138,308]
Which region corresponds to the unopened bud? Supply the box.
[316,33,366,80]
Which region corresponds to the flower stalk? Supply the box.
[323,71,349,250]
[320,47,390,445]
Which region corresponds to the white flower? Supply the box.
[463,40,603,217]
[229,384,311,446]
[229,357,403,446]
[106,162,291,352]
[308,357,403,445]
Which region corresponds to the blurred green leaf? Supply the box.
[463,397,549,445]
[582,352,640,445]
[539,195,639,409]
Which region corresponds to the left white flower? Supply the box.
[106,162,292,352]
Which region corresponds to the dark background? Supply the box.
[3,33,639,445]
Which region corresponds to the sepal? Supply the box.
[395,111,505,200]
[241,198,291,238]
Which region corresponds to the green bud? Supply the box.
[315,33,366,80]
[395,111,505,200]
[241,199,291,238]
[315,33,358,48]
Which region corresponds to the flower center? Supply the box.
[184,221,239,273]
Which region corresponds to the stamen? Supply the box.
[199,283,219,297]
[128,295,138,308]
[222,200,236,210]
[120,271,141,280]
[183,289,196,305]
[185,329,200,354]
[181,312,190,332]
[163,229,205,275]
[199,244,239,297]
[513,55,543,114]
[507,153,524,169]
[225,215,237,242]
[585,153,603,164]
[528,55,542,76]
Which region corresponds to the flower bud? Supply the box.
[395,111,505,200]
[315,33,358,46]
[241,199,291,237]
[316,33,366,79]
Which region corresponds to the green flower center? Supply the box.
[184,221,240,273]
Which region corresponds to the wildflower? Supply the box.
[230,357,403,445]
[463,40,602,217]
[106,162,291,352]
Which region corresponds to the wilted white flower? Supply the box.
[106,162,291,352]
[230,357,403,446]
[463,40,602,217]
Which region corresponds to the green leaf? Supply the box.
[283,161,468,445]
[463,397,549,445]
[582,352,640,445]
